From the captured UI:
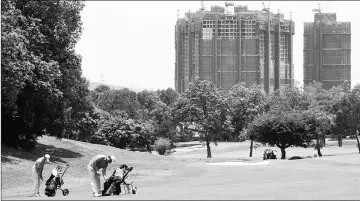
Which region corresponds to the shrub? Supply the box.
[154,138,172,155]
[289,156,303,160]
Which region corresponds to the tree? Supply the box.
[303,81,346,147]
[137,90,160,112]
[334,84,360,153]
[97,88,140,119]
[228,83,267,156]
[150,101,176,141]
[302,108,335,157]
[1,0,88,149]
[95,110,135,149]
[173,79,233,158]
[157,88,179,106]
[90,84,111,105]
[248,112,313,159]
[268,85,311,113]
[131,119,155,153]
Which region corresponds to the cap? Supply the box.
[109,156,116,163]
[45,154,50,162]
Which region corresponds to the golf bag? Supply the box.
[102,164,137,196]
[45,165,70,197]
[263,149,277,160]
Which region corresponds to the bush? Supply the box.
[289,156,303,160]
[154,138,172,155]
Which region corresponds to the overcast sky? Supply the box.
[75,1,360,91]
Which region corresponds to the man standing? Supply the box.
[32,154,51,197]
[87,155,116,197]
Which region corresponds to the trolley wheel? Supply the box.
[62,189,69,196]
[132,186,137,194]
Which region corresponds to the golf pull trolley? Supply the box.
[45,164,70,197]
[102,164,137,196]
[120,164,137,195]
[263,149,277,160]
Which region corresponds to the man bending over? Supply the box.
[32,154,51,197]
[87,155,116,197]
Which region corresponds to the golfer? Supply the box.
[32,154,51,197]
[87,155,116,197]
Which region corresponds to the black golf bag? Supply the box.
[45,165,70,197]
[263,149,277,160]
[102,164,137,196]
[102,170,122,196]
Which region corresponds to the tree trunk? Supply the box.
[280,147,286,159]
[130,143,135,151]
[206,140,212,158]
[316,135,322,157]
[356,130,360,154]
[249,139,254,157]
[338,134,343,147]
[228,133,234,142]
[317,146,322,157]
[146,143,152,154]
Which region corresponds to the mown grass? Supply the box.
[2,136,359,200]
[1,136,191,197]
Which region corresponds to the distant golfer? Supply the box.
[32,154,51,197]
[87,155,116,197]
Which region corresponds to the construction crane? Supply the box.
[312,2,321,13]
[262,2,270,12]
[200,0,205,11]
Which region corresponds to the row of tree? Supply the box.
[85,79,359,159]
[87,86,179,152]
[2,1,359,158]
[174,80,360,159]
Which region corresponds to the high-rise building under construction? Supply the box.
[304,12,351,90]
[174,2,295,93]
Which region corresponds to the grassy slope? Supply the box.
[2,137,360,200]
[1,136,199,197]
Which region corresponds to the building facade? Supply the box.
[175,2,295,93]
[304,12,351,90]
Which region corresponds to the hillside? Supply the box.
[1,136,200,198]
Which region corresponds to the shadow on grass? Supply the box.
[1,142,83,164]
[1,156,13,163]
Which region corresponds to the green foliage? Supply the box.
[333,84,360,152]
[157,88,179,106]
[228,83,267,141]
[173,79,233,158]
[93,108,155,151]
[268,85,311,113]
[90,84,111,105]
[248,111,313,159]
[137,90,161,111]
[150,101,176,141]
[97,88,140,119]
[154,138,172,155]
[248,83,339,159]
[1,0,88,149]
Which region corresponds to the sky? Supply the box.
[75,1,360,91]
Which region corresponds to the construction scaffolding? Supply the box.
[175,2,295,93]
[303,12,351,90]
